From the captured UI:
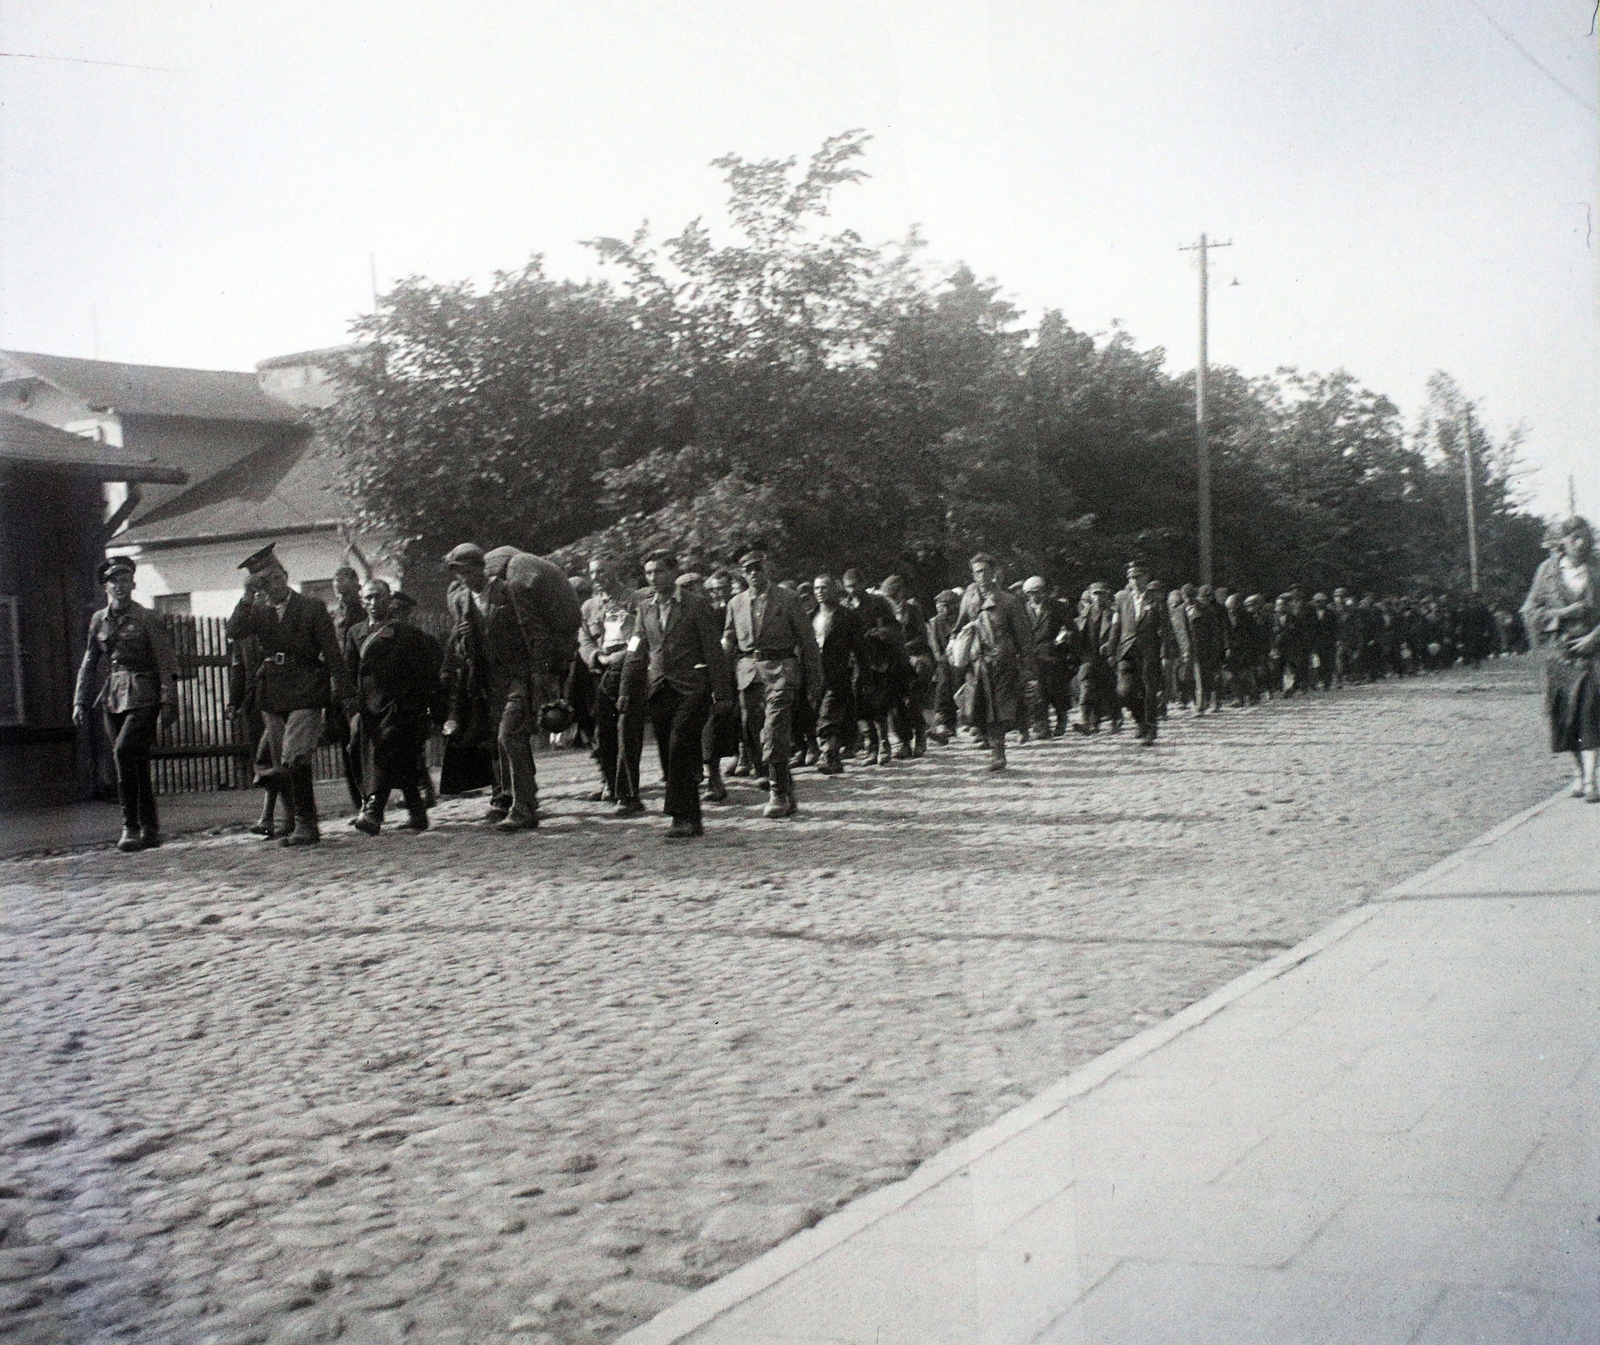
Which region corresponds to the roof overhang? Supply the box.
[0,410,188,483]
[110,521,342,554]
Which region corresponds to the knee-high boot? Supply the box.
[280,764,321,846]
[252,784,282,838]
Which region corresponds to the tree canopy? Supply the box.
[318,131,1546,606]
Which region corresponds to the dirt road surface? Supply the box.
[0,657,1565,1344]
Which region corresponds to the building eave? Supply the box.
[110,521,343,554]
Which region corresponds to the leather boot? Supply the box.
[816,744,843,775]
[987,741,1008,771]
[398,784,429,831]
[250,786,281,838]
[704,759,729,802]
[763,788,796,819]
[116,827,144,853]
[280,765,321,846]
[352,794,385,836]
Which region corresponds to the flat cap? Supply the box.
[443,543,486,567]
[390,590,417,611]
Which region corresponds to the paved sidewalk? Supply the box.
[621,790,1600,1345]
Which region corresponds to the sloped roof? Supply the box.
[116,433,351,548]
[1,350,302,424]
[0,411,187,483]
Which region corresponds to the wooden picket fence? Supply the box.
[147,613,452,795]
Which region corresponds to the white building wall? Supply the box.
[111,531,401,618]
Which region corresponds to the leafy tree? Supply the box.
[316,260,661,561]
[317,131,1550,609]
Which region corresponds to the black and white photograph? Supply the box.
[0,3,1596,1342]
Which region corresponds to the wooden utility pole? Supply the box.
[1180,234,1232,585]
[1461,406,1481,593]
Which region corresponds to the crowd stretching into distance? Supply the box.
[76,527,1551,854]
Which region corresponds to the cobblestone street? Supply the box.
[0,657,1566,1345]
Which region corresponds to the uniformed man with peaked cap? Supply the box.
[73,555,178,851]
[225,543,356,845]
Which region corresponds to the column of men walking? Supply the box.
[75,539,1515,852]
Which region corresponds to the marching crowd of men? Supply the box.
[75,537,1519,852]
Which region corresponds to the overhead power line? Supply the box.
[0,51,182,74]
[1460,0,1598,114]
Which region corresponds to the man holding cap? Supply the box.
[73,556,179,851]
[723,548,822,817]
[225,544,356,845]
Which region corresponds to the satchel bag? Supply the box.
[948,622,983,671]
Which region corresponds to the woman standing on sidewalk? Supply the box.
[1520,515,1600,802]
[72,557,177,851]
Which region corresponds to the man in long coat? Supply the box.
[955,553,1037,770]
[1112,561,1177,745]
[346,579,446,834]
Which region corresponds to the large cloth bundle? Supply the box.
[482,546,583,668]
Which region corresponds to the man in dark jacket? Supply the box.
[1111,562,1176,745]
[1187,585,1227,714]
[1073,582,1120,733]
[345,579,446,835]
[619,550,733,839]
[1021,576,1074,738]
[810,574,863,774]
[880,574,932,757]
[225,544,356,846]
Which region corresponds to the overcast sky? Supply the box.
[2,0,1595,516]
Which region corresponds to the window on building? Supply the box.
[0,596,23,726]
[298,578,337,611]
[153,593,192,617]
